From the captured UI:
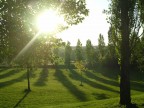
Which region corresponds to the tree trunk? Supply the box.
[120,0,131,105]
[80,71,83,86]
[27,67,31,91]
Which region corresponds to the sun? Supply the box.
[36,9,64,33]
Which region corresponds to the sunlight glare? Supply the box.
[13,31,41,61]
[36,9,64,33]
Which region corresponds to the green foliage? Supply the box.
[104,0,143,64]
[98,34,106,65]
[74,61,86,85]
[75,39,83,61]
[0,0,88,66]
[35,36,65,66]
[132,35,144,72]
[138,0,144,23]
[85,39,95,68]
[104,0,143,105]
[74,61,86,72]
[60,0,89,25]
[0,0,33,64]
[65,41,72,67]
[106,26,119,67]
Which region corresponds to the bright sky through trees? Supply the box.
[36,9,64,33]
[57,0,110,46]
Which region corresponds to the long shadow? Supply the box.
[0,68,9,73]
[69,69,119,94]
[92,93,109,100]
[99,68,144,92]
[131,81,144,92]
[85,71,119,87]
[13,91,30,108]
[95,67,119,80]
[98,68,144,92]
[0,69,20,79]
[130,71,144,82]
[0,68,13,76]
[0,72,26,88]
[34,68,48,86]
[54,69,87,101]
[127,70,144,92]
[96,69,144,92]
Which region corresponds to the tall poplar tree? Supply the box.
[104,0,142,105]
[75,39,83,61]
[98,34,105,64]
[119,0,131,105]
[86,39,95,67]
[65,41,72,67]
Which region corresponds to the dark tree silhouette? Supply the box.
[65,41,72,67]
[119,0,131,105]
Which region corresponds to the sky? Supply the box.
[57,0,110,46]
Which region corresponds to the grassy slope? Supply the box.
[0,67,143,108]
[45,94,144,108]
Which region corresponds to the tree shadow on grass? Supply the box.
[130,71,144,82]
[34,68,48,86]
[95,67,119,80]
[95,68,144,92]
[13,91,30,108]
[141,103,144,107]
[92,93,109,100]
[69,69,119,94]
[0,72,26,88]
[98,68,144,92]
[0,69,20,79]
[54,69,87,101]
[85,70,119,87]
[131,81,144,92]
[0,68,9,73]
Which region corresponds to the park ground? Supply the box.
[0,67,144,108]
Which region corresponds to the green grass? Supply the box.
[0,67,143,108]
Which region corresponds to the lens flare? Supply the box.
[36,9,64,33]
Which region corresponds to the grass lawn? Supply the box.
[0,67,144,108]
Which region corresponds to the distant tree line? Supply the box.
[1,30,144,73]
[64,31,144,74]
[63,34,119,69]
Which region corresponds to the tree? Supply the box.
[1,0,89,64]
[85,39,95,68]
[133,0,144,71]
[107,26,118,67]
[104,0,143,105]
[98,34,105,65]
[74,61,86,86]
[104,0,143,62]
[65,41,72,67]
[119,0,131,105]
[0,0,33,64]
[138,0,144,24]
[133,34,144,72]
[32,35,65,67]
[120,0,143,105]
[1,0,88,91]
[75,39,85,85]
[75,39,83,61]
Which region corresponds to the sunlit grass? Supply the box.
[0,67,143,108]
